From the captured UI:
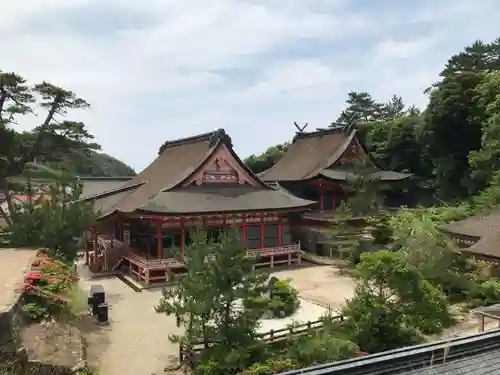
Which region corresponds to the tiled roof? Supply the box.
[276,329,500,375]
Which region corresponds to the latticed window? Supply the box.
[282,224,291,246]
[263,224,278,248]
[245,226,261,249]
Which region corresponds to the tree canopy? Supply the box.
[245,37,500,203]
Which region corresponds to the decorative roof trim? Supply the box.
[158,128,232,155]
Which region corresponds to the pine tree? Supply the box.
[155,228,270,372]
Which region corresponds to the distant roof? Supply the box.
[259,128,410,183]
[79,129,315,218]
[440,210,500,258]
[276,329,500,375]
[78,177,132,200]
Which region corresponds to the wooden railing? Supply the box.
[124,243,301,271]
[246,243,300,258]
[179,315,344,362]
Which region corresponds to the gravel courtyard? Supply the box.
[78,264,355,375]
[78,269,182,375]
[271,265,356,311]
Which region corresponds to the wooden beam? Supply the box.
[278,220,283,247]
[156,220,162,259]
[260,213,265,249]
[180,218,185,255]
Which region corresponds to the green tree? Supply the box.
[468,71,500,191]
[156,229,269,375]
[155,230,218,351]
[342,251,451,352]
[440,38,500,76]
[381,95,406,120]
[245,143,289,174]
[343,156,384,216]
[8,174,95,261]
[388,208,474,297]
[0,71,99,226]
[335,91,385,125]
[363,115,431,177]
[424,71,486,199]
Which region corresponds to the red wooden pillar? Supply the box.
[180,218,185,255]
[241,215,247,248]
[156,220,163,259]
[278,219,283,247]
[260,214,265,249]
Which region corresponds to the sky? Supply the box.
[2,0,500,171]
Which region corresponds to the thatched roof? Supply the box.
[78,129,315,218]
[441,210,500,258]
[259,127,410,183]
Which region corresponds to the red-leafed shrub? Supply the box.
[22,254,80,322]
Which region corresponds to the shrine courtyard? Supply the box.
[77,264,355,375]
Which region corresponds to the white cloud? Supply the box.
[238,59,351,102]
[372,36,444,62]
[1,0,499,170]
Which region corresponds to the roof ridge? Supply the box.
[292,126,345,143]
[158,128,231,155]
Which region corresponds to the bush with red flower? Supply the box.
[22,250,80,322]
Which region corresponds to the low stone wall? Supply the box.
[0,274,87,374]
[0,287,24,355]
[2,346,87,375]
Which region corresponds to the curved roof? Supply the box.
[441,210,500,258]
[79,129,316,218]
[259,127,411,183]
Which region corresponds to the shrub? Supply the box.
[268,278,300,318]
[468,279,500,308]
[236,358,298,375]
[285,331,359,367]
[22,254,80,322]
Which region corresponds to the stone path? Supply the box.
[0,248,36,310]
[78,265,182,375]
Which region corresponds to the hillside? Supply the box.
[48,150,136,177]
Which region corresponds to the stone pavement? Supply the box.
[78,264,182,375]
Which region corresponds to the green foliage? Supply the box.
[383,207,476,300]
[343,156,384,216]
[468,279,500,308]
[342,290,422,353]
[267,278,300,318]
[22,252,80,322]
[363,115,431,179]
[7,178,95,261]
[234,357,298,375]
[245,143,290,174]
[425,72,485,198]
[47,150,136,177]
[284,330,358,367]
[0,70,99,227]
[156,229,270,375]
[342,251,452,352]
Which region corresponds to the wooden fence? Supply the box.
[179,314,344,362]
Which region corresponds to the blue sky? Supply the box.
[2,0,499,171]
